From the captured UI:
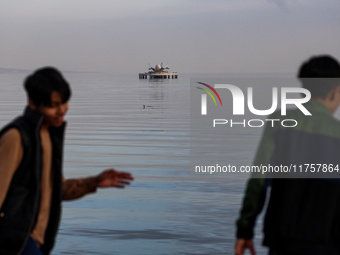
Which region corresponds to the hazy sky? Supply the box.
[1,0,340,73]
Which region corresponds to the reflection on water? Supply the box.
[0,73,267,255]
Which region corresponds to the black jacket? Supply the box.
[0,107,66,255]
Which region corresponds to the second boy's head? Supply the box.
[298,55,340,113]
[24,67,71,127]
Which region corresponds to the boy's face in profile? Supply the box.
[33,91,69,127]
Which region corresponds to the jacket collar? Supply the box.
[23,106,44,130]
[22,106,66,133]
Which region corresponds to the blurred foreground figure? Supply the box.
[235,55,340,255]
[0,68,134,255]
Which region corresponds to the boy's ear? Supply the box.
[329,87,337,101]
[336,86,340,93]
[28,98,37,110]
[328,86,340,101]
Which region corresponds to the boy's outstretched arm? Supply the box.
[62,169,134,201]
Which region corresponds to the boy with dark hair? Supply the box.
[235,55,340,255]
[0,67,134,255]
[25,67,71,107]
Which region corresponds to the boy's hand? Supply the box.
[96,169,134,188]
[235,238,256,255]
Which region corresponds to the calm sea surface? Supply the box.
[0,72,268,255]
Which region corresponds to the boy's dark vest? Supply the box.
[0,107,66,255]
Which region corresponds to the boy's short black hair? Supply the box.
[298,55,340,99]
[24,67,71,106]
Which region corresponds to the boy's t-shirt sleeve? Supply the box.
[0,128,23,210]
[236,114,278,239]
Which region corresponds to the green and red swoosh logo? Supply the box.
[196,82,223,106]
